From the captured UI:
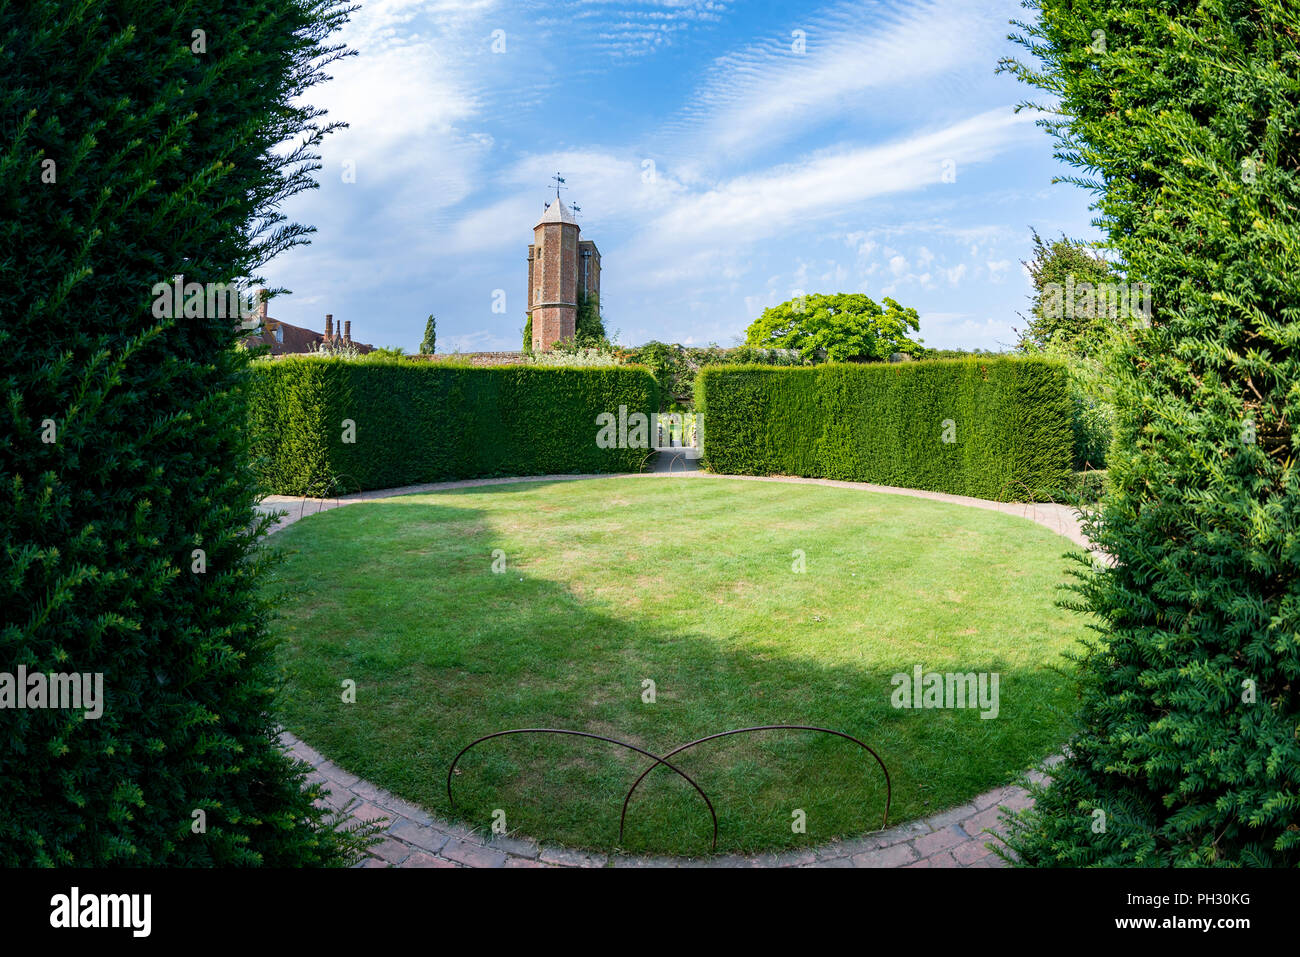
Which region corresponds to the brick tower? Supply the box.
[527,193,600,351]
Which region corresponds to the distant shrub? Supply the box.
[310,338,363,359]
[1066,469,1108,504]
[919,347,1009,360]
[1066,374,1114,471]
[619,341,806,410]
[526,347,622,367]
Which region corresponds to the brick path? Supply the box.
[265,467,1086,868]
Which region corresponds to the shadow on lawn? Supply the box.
[269,497,1073,857]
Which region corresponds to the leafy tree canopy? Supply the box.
[1016,228,1118,354]
[744,293,923,362]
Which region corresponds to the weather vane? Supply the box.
[551,172,567,198]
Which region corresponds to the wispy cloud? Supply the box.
[447,148,690,252]
[636,107,1036,254]
[559,0,731,57]
[662,0,1010,174]
[444,103,1034,272]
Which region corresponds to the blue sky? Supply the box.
[266,0,1098,353]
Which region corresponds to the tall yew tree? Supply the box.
[0,2,373,864]
[1001,1,1300,865]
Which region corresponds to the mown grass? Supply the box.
[267,476,1085,856]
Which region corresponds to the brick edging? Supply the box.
[288,730,1058,868]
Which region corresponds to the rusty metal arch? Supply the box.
[618,725,891,845]
[446,728,719,851]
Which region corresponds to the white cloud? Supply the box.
[667,0,1011,169]
[276,0,512,241]
[447,147,690,252]
[634,107,1036,257]
[821,263,848,284]
[843,231,878,258]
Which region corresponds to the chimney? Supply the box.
[325,314,333,340]
[343,320,352,344]
[257,288,268,321]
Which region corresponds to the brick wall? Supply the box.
[531,220,579,350]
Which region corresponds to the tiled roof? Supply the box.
[535,196,577,228]
[241,319,373,355]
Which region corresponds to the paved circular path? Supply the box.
[263,467,1087,868]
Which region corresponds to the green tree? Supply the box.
[522,313,532,352]
[0,0,375,865]
[1015,229,1118,352]
[1017,230,1122,470]
[420,314,436,354]
[620,341,693,409]
[744,293,923,362]
[999,0,1300,865]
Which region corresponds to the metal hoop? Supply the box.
[618,725,891,844]
[447,728,719,851]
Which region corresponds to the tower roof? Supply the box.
[535,195,578,228]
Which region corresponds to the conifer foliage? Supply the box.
[1001,1,1300,864]
[0,2,373,864]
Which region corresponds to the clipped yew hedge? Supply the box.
[2,0,372,866]
[249,358,658,494]
[696,358,1073,501]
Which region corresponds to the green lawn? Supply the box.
[267,476,1086,856]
